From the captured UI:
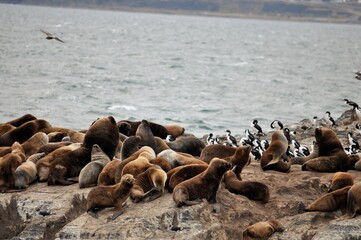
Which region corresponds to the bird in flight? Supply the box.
[40,29,65,43]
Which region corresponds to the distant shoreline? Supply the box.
[4,2,361,25]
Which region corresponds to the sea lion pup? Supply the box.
[223,170,270,203]
[0,119,52,146]
[328,172,354,192]
[135,119,157,153]
[346,182,361,218]
[150,157,172,172]
[5,114,37,127]
[243,220,285,240]
[304,186,352,212]
[302,128,350,172]
[36,143,81,182]
[14,152,46,189]
[0,142,27,192]
[172,158,232,207]
[101,146,155,186]
[87,174,135,220]
[164,125,185,138]
[130,167,167,203]
[166,135,205,156]
[120,151,156,179]
[47,116,120,185]
[79,144,111,188]
[120,136,141,160]
[167,164,208,193]
[223,146,252,180]
[260,130,291,173]
[199,144,237,163]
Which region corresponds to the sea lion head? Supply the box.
[122,174,135,185]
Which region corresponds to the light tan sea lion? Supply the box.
[120,151,156,179]
[328,172,354,192]
[87,174,135,220]
[14,152,46,189]
[130,167,167,203]
[305,186,352,212]
[172,158,232,207]
[243,220,285,240]
[79,144,111,188]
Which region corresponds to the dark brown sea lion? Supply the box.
[120,136,141,160]
[260,130,291,173]
[302,128,350,172]
[135,120,157,152]
[172,158,232,207]
[243,220,285,240]
[0,119,52,146]
[6,114,37,127]
[167,164,208,193]
[223,146,252,180]
[223,170,270,203]
[47,116,119,185]
[200,144,237,163]
[166,135,205,156]
[117,120,168,139]
[87,174,135,220]
[0,124,15,136]
[150,157,173,172]
[130,167,167,203]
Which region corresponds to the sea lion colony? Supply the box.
[1,106,361,237]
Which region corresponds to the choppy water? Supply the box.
[1,3,360,137]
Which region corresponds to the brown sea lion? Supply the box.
[36,143,81,182]
[172,158,232,207]
[302,128,350,172]
[14,152,46,189]
[0,119,52,146]
[167,164,208,193]
[120,136,141,160]
[223,170,270,203]
[200,144,237,163]
[164,125,185,138]
[243,220,285,240]
[0,124,15,136]
[154,136,170,154]
[150,157,172,173]
[47,116,119,185]
[157,149,207,169]
[120,151,156,179]
[37,141,73,155]
[166,135,205,156]
[0,142,26,192]
[223,146,252,180]
[130,167,167,203]
[117,120,168,139]
[87,174,135,220]
[79,144,111,188]
[135,119,157,152]
[6,114,37,127]
[305,186,351,212]
[21,132,49,158]
[346,182,361,218]
[47,132,68,142]
[260,130,291,173]
[328,172,354,192]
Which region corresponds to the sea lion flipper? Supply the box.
[110,208,125,221]
[66,176,79,183]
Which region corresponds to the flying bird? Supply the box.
[40,29,65,43]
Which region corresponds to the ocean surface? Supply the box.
[1,4,360,138]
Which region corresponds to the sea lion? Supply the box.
[0,124,15,136]
[167,164,208,193]
[172,158,232,207]
[135,119,157,153]
[302,128,350,172]
[154,136,170,154]
[328,172,354,192]
[47,116,119,185]
[117,120,168,139]
[6,114,37,127]
[166,135,205,156]
[101,146,155,186]
[87,174,135,220]
[21,132,49,158]
[164,125,185,138]
[223,146,252,180]
[200,144,237,163]
[130,167,167,203]
[37,141,73,155]
[0,142,26,192]
[243,220,285,240]
[120,151,156,179]
[223,170,270,203]
[150,157,173,172]
[14,152,46,189]
[260,130,291,173]
[79,144,111,188]
[305,186,351,212]
[47,132,68,142]
[346,182,361,218]
[36,143,81,182]
[0,119,52,146]
[157,149,207,169]
[120,136,141,160]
